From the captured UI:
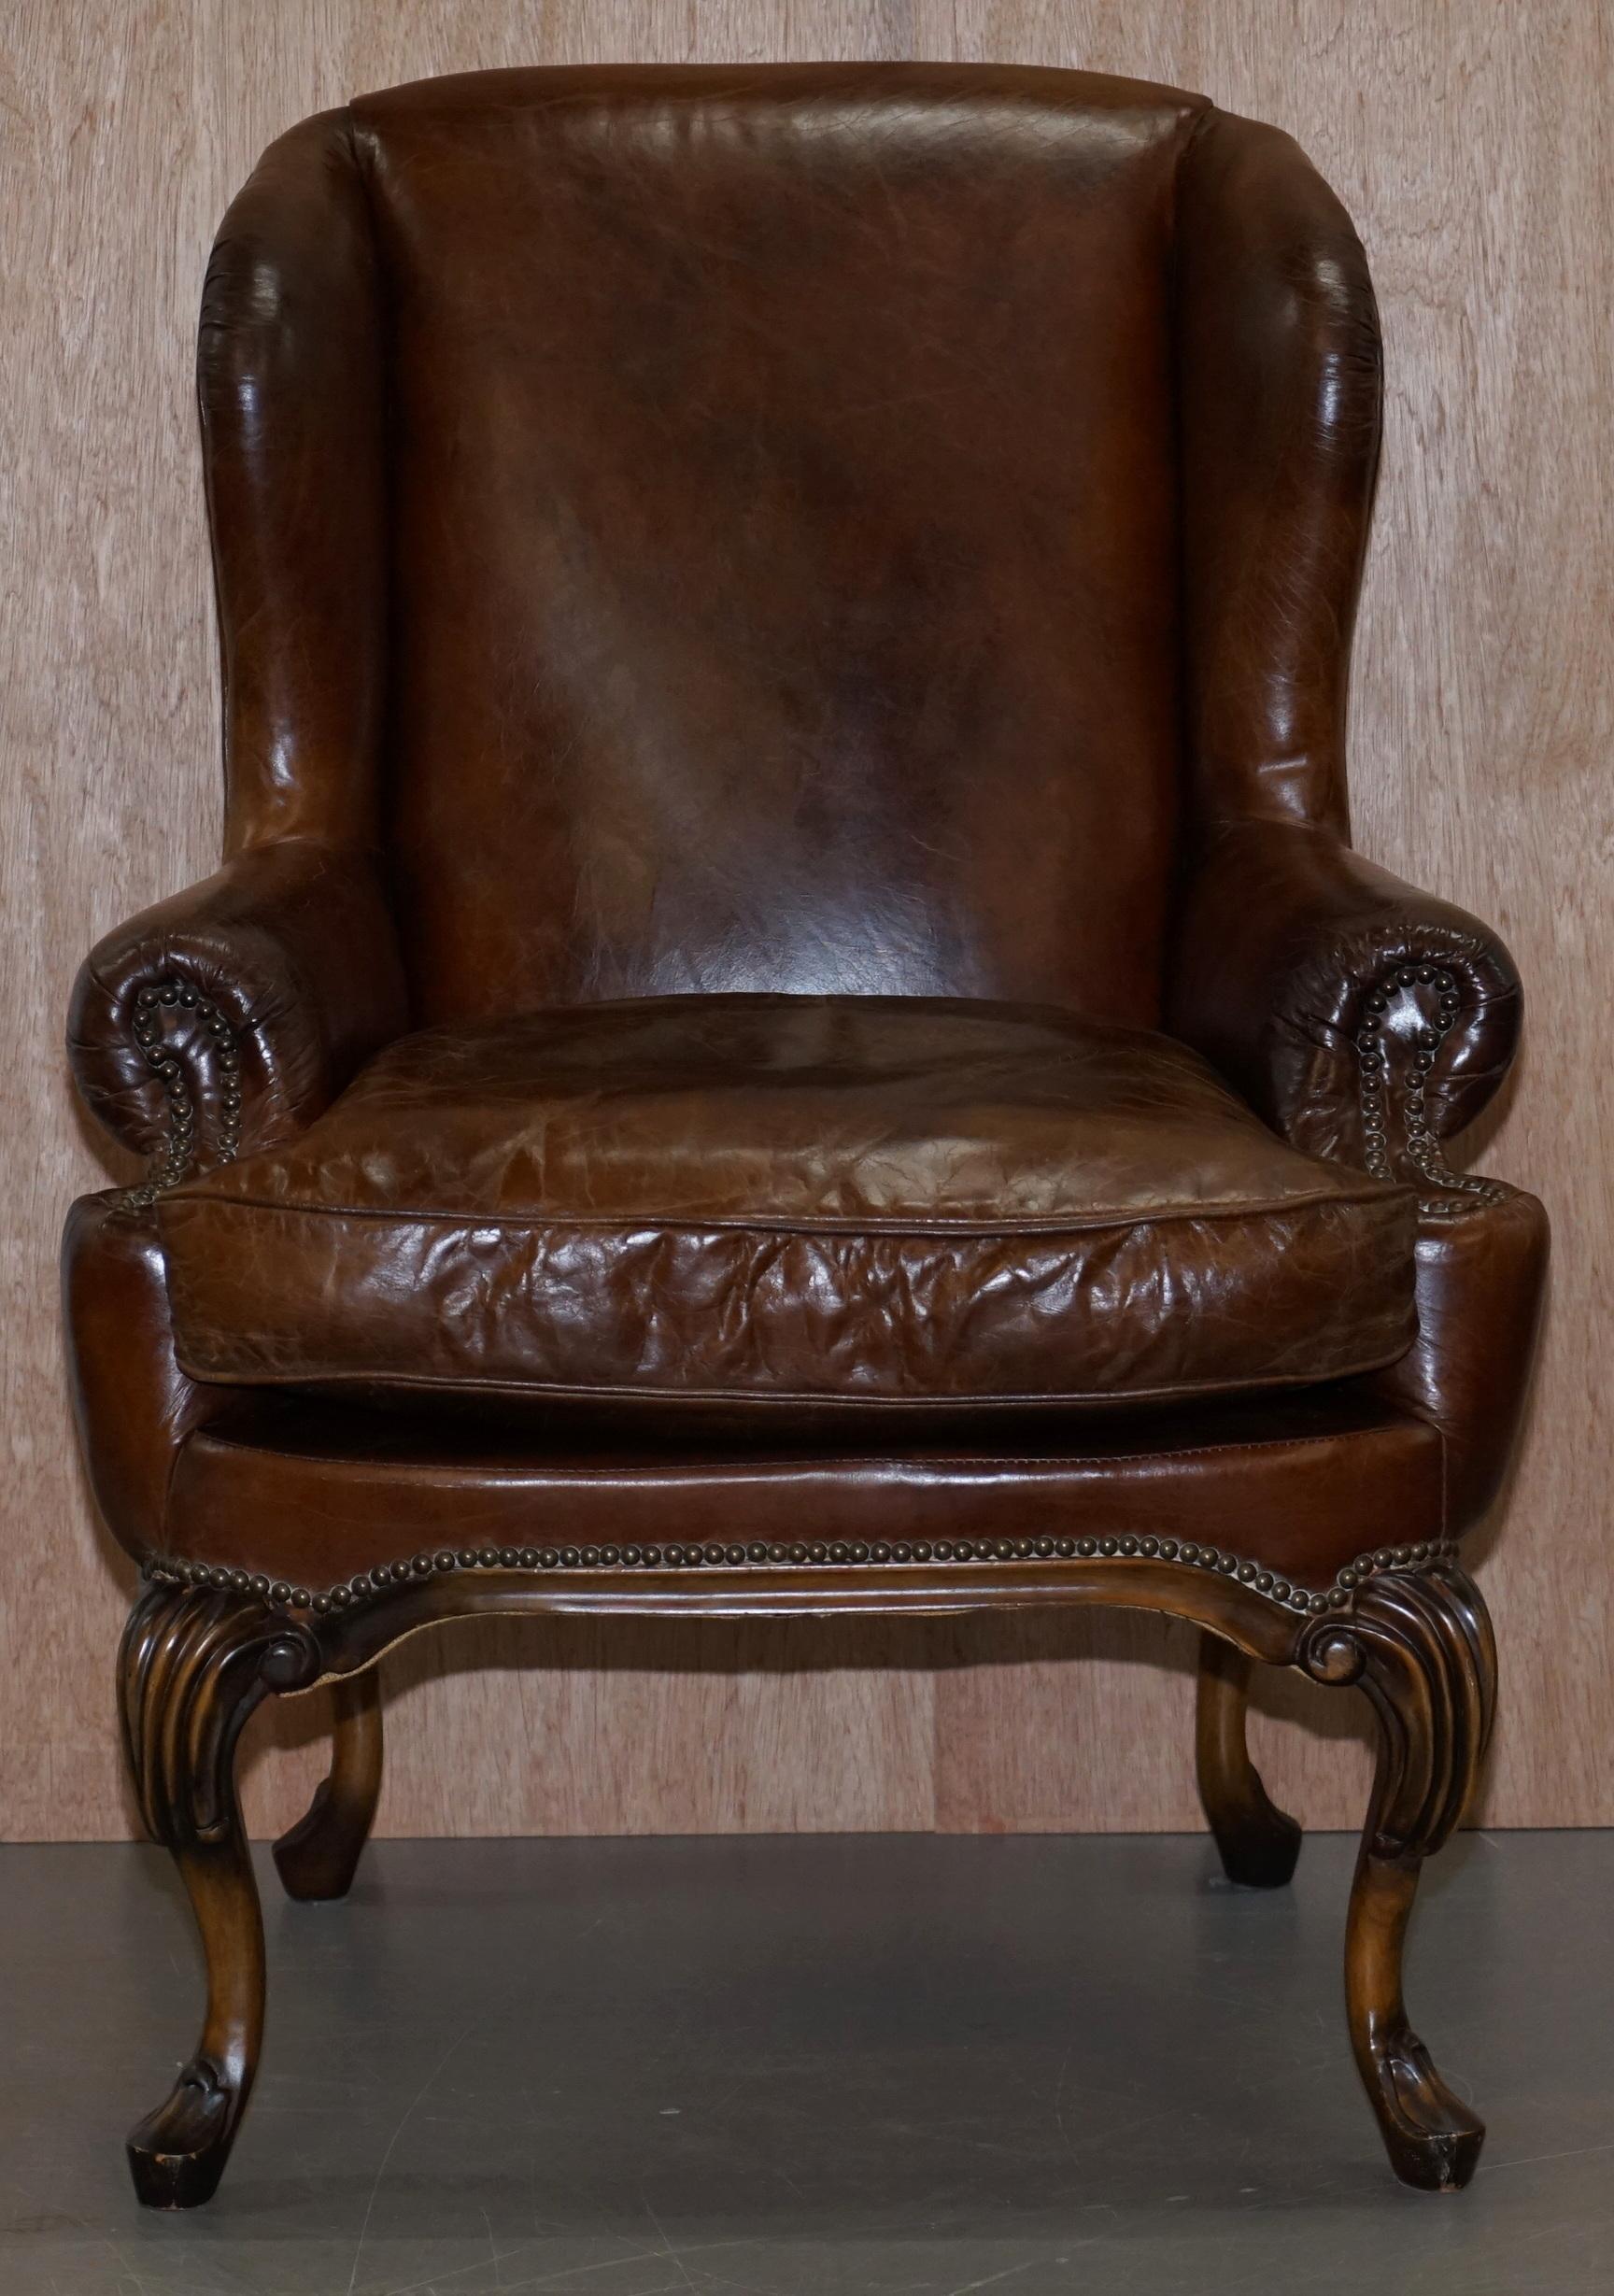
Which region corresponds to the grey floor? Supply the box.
[0,1834,1608,2296]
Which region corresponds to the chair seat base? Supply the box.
[141,1538,1463,1677]
[156,1384,1448,1613]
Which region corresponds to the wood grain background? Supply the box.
[3,0,1608,1841]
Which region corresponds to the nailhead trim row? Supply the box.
[119,962,1505,1217]
[122,977,243,1209]
[144,1534,1461,1621]
[1356,962,1508,1211]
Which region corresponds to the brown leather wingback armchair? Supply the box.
[63,64,1547,2209]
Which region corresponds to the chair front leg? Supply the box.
[1301,1563,1496,2190]
[119,1580,319,2208]
[1195,1635,1303,1887]
[273,1671,384,1901]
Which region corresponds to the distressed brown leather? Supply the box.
[201,109,389,857]
[157,995,1417,1409]
[61,64,1545,1595]
[1177,110,1380,839]
[163,1389,1444,1594]
[61,1194,227,1559]
[67,843,408,1166]
[1366,1183,1549,1535]
[1170,819,1522,1168]
[356,65,1200,1025]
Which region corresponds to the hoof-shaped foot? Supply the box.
[1370,2028,1485,2191]
[126,2055,244,2210]
[1213,1796,1301,1890]
[273,1778,361,1901]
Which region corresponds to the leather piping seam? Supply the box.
[163,1333,1422,1410]
[142,1531,1461,1623]
[156,1183,1411,1235]
[183,1421,1437,1477]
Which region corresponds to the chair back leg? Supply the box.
[273,1671,384,1901]
[1195,1635,1304,1887]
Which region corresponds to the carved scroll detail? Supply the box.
[120,1582,320,1846]
[1299,1562,1494,1859]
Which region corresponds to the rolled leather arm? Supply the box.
[1169,817,1522,1176]
[67,839,409,1191]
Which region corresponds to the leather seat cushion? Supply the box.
[158,994,1418,1410]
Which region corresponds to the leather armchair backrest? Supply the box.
[201,65,1380,1026]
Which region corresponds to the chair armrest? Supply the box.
[67,840,408,1198]
[1168,818,1522,1190]
[62,1191,230,1561]
[1367,1183,1549,1534]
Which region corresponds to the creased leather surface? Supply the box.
[1169,818,1522,1163]
[64,63,1540,1585]
[164,1388,1444,1590]
[1366,1183,1549,1535]
[1172,111,1525,1178]
[201,107,388,854]
[352,64,1205,1024]
[66,841,409,1165]
[61,1192,228,1561]
[1178,109,1381,837]
[159,995,1416,1407]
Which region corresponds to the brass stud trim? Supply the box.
[142,1535,1461,1618]
[122,976,244,1207]
[1355,962,1508,1211]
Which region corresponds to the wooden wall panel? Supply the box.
[2,0,1607,1840]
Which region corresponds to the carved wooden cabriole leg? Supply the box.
[121,1536,1475,2205]
[272,1672,383,1902]
[1195,1635,1303,1887]
[119,1580,320,2208]
[1300,1563,1496,2191]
